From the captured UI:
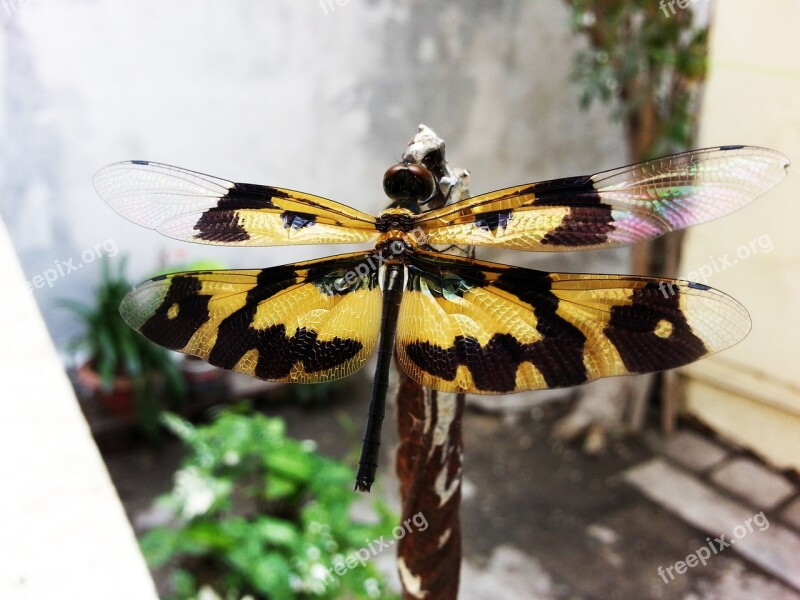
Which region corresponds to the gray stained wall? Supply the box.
[0,0,626,349]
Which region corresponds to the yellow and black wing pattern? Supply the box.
[395,249,749,394]
[120,252,382,383]
[414,146,789,251]
[94,161,379,246]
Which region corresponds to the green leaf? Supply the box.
[96,327,118,370]
[261,416,286,439]
[180,520,234,554]
[140,527,179,567]
[247,553,293,597]
[264,473,299,501]
[161,412,195,442]
[263,443,313,481]
[253,517,300,548]
[170,569,197,598]
[117,326,143,379]
[96,354,116,392]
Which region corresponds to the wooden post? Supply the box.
[391,125,470,599]
[395,384,464,599]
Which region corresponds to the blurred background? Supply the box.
[1,1,798,599]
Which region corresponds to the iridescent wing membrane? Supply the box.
[415,146,788,251]
[97,146,788,393]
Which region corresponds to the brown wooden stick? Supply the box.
[395,378,464,599]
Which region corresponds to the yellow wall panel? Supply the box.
[682,0,800,469]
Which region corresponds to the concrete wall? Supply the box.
[0,217,158,598]
[0,0,626,349]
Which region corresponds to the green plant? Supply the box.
[565,0,708,159]
[63,256,186,431]
[142,406,399,600]
[290,382,337,408]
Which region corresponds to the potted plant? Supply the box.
[64,256,187,435]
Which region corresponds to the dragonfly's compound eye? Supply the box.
[383,163,436,204]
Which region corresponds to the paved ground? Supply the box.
[103,375,800,599]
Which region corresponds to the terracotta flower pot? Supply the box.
[77,361,136,417]
[180,355,229,400]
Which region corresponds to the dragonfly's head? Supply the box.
[383,162,436,212]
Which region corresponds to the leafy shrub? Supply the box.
[141,407,399,600]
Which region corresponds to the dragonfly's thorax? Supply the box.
[374,234,416,258]
[375,208,416,233]
[376,208,425,252]
[375,231,421,254]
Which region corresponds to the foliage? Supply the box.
[565,0,708,158]
[62,256,186,431]
[141,407,399,600]
[290,382,338,408]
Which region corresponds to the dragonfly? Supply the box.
[94,135,788,492]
